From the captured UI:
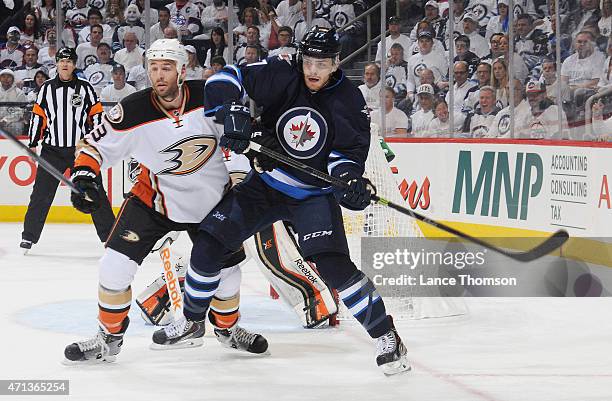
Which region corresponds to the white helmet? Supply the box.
[146,39,188,85]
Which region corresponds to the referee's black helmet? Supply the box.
[56,47,78,63]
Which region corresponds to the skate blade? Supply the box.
[381,355,411,376]
[149,338,203,350]
[22,249,29,255]
[61,355,117,366]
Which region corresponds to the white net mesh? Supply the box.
[339,124,467,320]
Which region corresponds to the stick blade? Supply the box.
[508,230,569,262]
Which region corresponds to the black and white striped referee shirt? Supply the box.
[28,74,103,148]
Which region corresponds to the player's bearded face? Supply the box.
[148,60,181,101]
[302,55,336,91]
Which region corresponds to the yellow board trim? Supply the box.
[417,220,612,268]
[0,205,121,223]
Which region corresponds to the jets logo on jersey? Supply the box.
[413,63,427,79]
[471,4,488,21]
[276,107,328,159]
[385,73,397,89]
[498,114,510,135]
[158,136,217,176]
[88,70,105,86]
[333,12,348,28]
[84,54,98,67]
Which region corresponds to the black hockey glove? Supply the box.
[247,131,281,172]
[70,167,101,214]
[218,103,252,154]
[336,176,376,211]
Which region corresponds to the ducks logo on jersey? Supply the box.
[158,136,217,176]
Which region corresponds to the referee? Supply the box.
[21,47,115,254]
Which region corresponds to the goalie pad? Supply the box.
[249,221,338,328]
[136,256,187,326]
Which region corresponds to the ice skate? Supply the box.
[150,316,204,350]
[63,318,129,364]
[20,240,32,255]
[214,325,269,354]
[376,318,410,376]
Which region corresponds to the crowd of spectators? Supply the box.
[1,0,611,140]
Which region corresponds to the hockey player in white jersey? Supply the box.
[63,39,268,363]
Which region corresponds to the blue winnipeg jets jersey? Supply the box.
[204,56,371,199]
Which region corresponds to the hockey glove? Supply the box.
[336,176,376,211]
[70,167,101,214]
[247,132,281,173]
[218,103,252,154]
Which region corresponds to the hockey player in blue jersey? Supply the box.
[152,26,410,375]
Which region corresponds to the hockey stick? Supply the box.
[248,142,569,262]
[0,127,81,195]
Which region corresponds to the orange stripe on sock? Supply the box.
[99,307,129,333]
[209,309,240,329]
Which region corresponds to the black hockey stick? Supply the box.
[0,127,81,195]
[248,142,569,262]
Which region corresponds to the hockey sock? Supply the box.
[208,294,241,329]
[98,285,132,334]
[338,271,392,338]
[183,262,221,321]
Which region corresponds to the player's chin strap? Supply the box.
[247,141,569,263]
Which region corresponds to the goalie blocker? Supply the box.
[137,222,338,328]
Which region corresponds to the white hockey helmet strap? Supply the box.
[146,39,188,86]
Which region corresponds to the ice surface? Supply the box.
[1,223,611,401]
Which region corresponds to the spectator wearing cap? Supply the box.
[408,20,446,56]
[454,35,480,77]
[268,26,298,57]
[14,47,47,92]
[66,0,90,35]
[0,68,27,135]
[210,55,226,72]
[515,80,569,139]
[151,7,178,43]
[376,16,412,63]
[293,1,331,42]
[409,1,447,45]
[113,32,144,71]
[410,84,436,137]
[406,30,448,100]
[0,27,25,69]
[561,31,606,123]
[446,61,477,129]
[514,14,549,69]
[76,24,104,70]
[487,79,529,137]
[100,64,136,112]
[184,45,205,80]
[461,86,500,137]
[371,86,409,137]
[84,43,116,95]
[464,61,492,111]
[462,12,489,58]
[485,0,509,41]
[358,63,382,112]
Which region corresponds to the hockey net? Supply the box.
[338,124,467,321]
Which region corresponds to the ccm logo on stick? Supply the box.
[303,230,332,241]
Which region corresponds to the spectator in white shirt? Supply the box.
[427,99,453,137]
[0,69,27,135]
[376,15,412,63]
[201,0,231,34]
[446,61,477,129]
[410,84,436,137]
[113,31,144,70]
[358,63,381,112]
[406,30,448,98]
[485,0,510,41]
[268,26,298,57]
[84,42,115,95]
[462,12,489,58]
[541,58,569,104]
[151,7,178,43]
[127,58,148,90]
[66,0,90,35]
[590,99,612,141]
[184,45,204,80]
[100,63,136,111]
[76,23,104,69]
[293,1,331,42]
[13,47,47,93]
[461,86,500,138]
[78,9,113,45]
[371,86,409,137]
[276,0,302,29]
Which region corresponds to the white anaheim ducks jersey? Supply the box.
[75,80,231,223]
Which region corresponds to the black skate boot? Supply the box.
[63,318,129,364]
[20,240,32,255]
[375,317,410,376]
[150,316,205,350]
[214,325,269,354]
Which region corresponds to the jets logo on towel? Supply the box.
[276,107,328,159]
